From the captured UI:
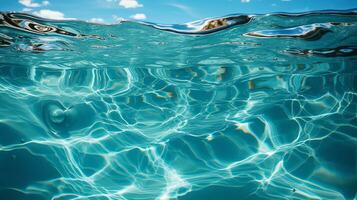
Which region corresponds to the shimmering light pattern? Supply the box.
[0,11,356,200]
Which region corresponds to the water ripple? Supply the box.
[0,10,356,200]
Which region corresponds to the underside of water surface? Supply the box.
[0,10,356,200]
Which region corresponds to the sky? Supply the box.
[1,0,357,24]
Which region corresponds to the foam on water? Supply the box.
[0,10,356,200]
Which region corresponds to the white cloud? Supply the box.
[33,9,75,20]
[130,13,146,20]
[88,18,105,23]
[119,0,143,8]
[22,7,33,12]
[241,0,250,2]
[19,0,49,8]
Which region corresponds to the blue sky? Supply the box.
[1,0,357,24]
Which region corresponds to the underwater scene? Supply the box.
[0,9,356,200]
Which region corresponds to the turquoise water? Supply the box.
[0,10,356,200]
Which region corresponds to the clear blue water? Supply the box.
[0,11,356,200]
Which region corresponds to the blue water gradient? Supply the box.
[0,11,356,200]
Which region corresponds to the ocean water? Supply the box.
[0,10,356,200]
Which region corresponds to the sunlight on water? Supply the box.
[0,10,356,200]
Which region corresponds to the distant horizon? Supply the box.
[1,7,357,25]
[1,0,357,24]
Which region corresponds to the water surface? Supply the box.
[0,10,356,200]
